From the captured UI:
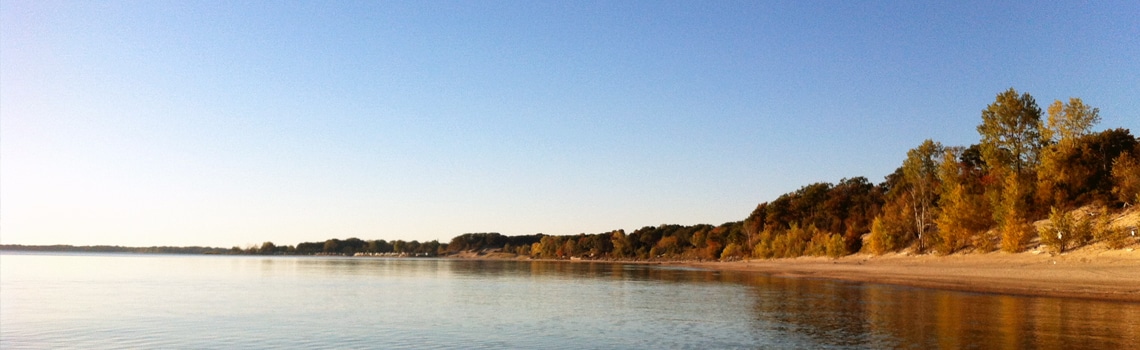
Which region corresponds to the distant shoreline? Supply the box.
[0,244,235,255]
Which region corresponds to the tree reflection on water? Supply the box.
[737,272,1139,349]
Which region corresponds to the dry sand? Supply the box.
[681,245,1140,302]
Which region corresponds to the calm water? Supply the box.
[1,253,1137,349]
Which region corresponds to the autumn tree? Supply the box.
[584,233,612,257]
[751,227,775,259]
[978,88,1045,176]
[609,230,631,258]
[701,224,728,259]
[934,147,993,254]
[868,191,912,254]
[999,171,1036,252]
[868,202,909,254]
[902,139,944,252]
[825,177,880,252]
[1113,151,1140,206]
[1038,128,1137,207]
[538,235,562,258]
[561,238,578,258]
[744,177,883,258]
[652,236,681,258]
[1042,98,1100,143]
[977,88,1045,251]
[719,242,743,260]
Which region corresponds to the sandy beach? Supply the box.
[452,245,1140,302]
[680,246,1140,302]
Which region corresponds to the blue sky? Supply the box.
[2,1,1138,247]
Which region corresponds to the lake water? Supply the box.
[2,253,1137,349]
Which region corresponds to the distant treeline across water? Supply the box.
[0,244,235,255]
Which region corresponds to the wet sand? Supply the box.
[680,247,1140,302]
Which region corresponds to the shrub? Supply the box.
[753,241,772,259]
[1101,226,1132,249]
[825,234,847,258]
[1039,207,1092,253]
[1001,218,1034,253]
[1039,207,1071,253]
[752,229,774,259]
[975,229,998,252]
[1112,152,1140,205]
[868,213,910,255]
[806,229,831,257]
[720,243,743,261]
[1088,206,1136,249]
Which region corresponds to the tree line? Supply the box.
[5,89,1135,259]
[0,244,234,254]
[446,88,1140,260]
[860,89,1139,255]
[236,238,446,256]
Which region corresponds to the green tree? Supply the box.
[323,239,341,254]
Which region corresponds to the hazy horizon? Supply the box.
[3,1,1138,247]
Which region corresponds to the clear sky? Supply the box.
[2,1,1138,248]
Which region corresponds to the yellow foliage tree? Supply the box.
[999,171,1034,253]
[1036,99,1113,209]
[977,88,1045,252]
[1043,98,1100,143]
[902,139,944,252]
[934,149,994,254]
[1113,151,1140,206]
[720,243,743,261]
[868,195,912,255]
